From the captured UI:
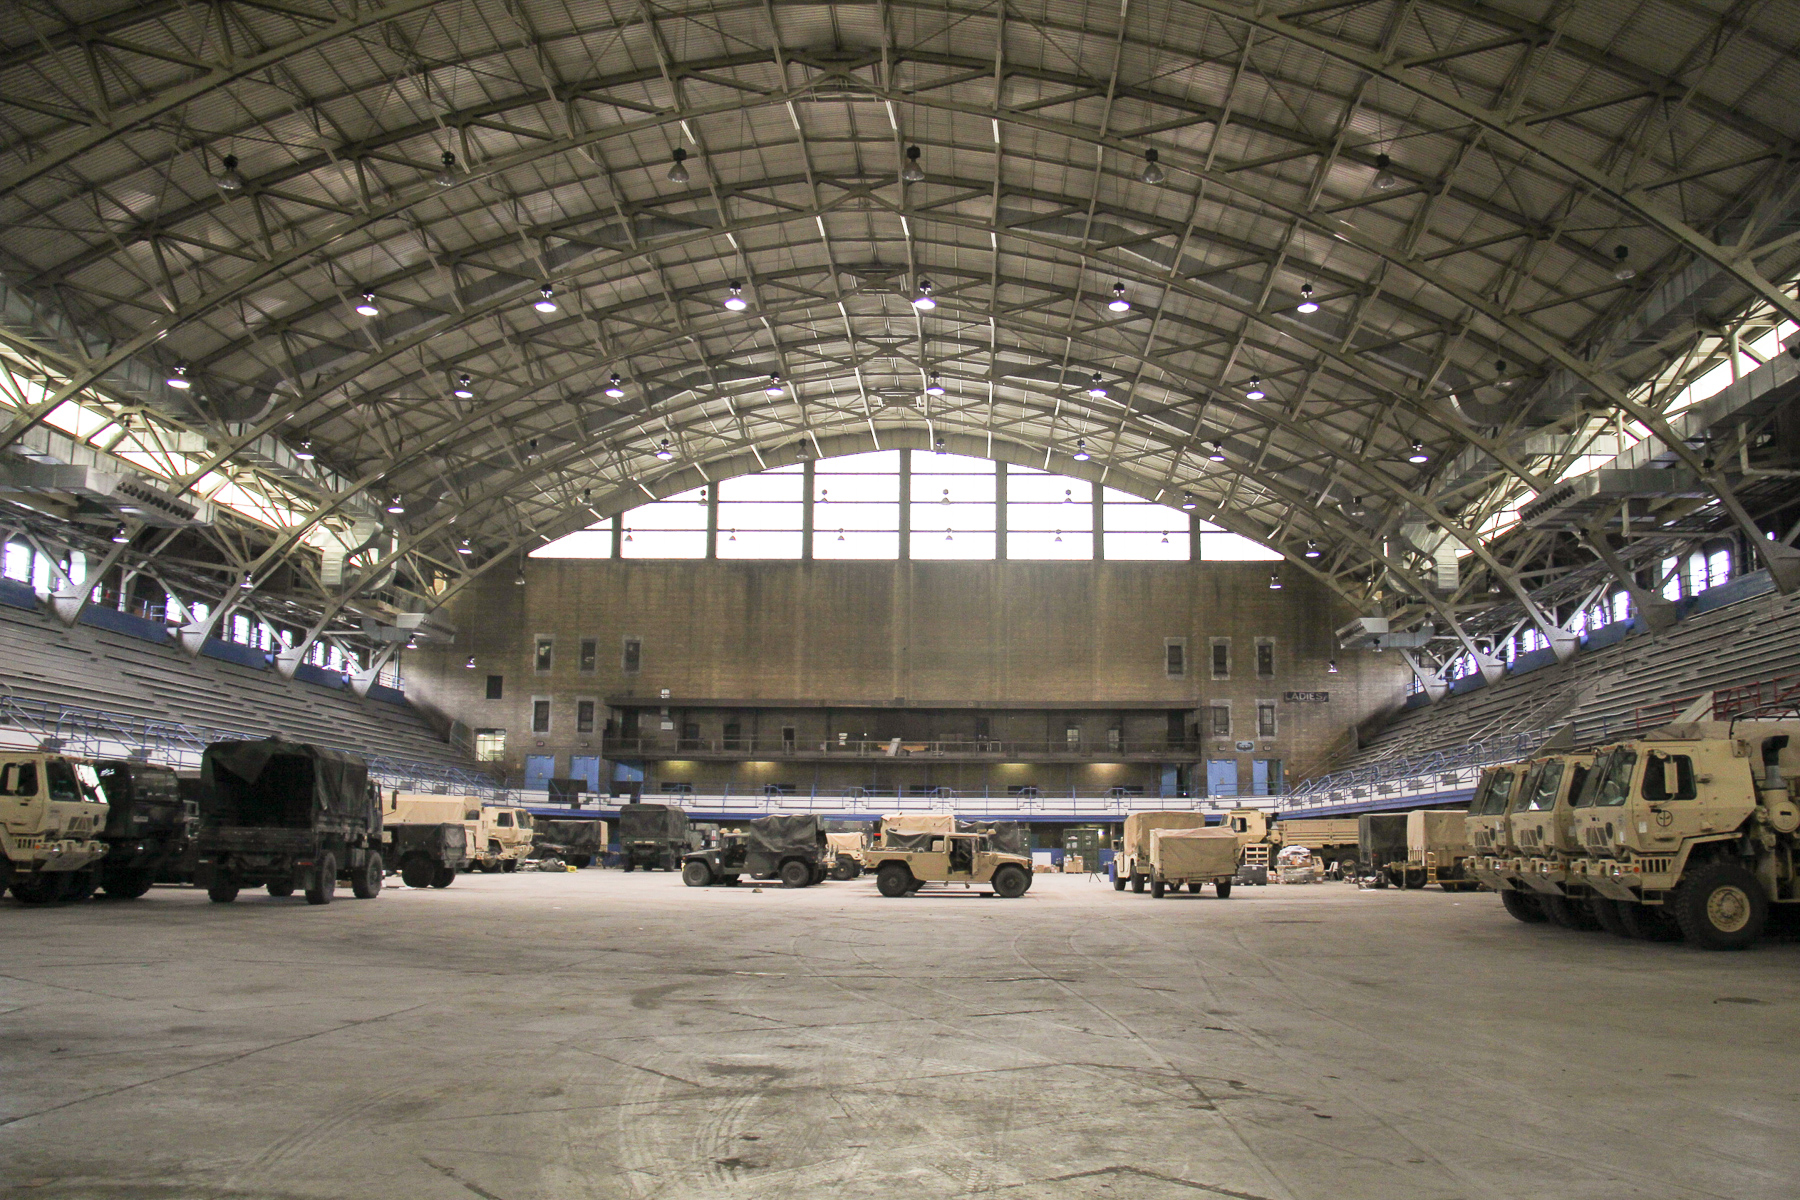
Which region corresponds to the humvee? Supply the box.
[192,738,384,905]
[384,792,475,887]
[94,759,191,898]
[1568,721,1800,949]
[825,830,865,880]
[863,830,1033,898]
[0,752,110,904]
[682,814,828,888]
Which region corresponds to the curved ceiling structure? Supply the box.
[3,0,1800,671]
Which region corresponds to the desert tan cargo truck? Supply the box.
[1382,810,1477,890]
[1,752,110,904]
[1566,720,1800,949]
[473,805,535,871]
[387,792,477,887]
[1112,811,1212,892]
[1464,763,1528,895]
[1275,817,1360,875]
[1145,827,1239,897]
[864,829,1033,898]
[1503,754,1603,929]
[1224,807,1279,882]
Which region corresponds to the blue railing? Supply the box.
[1279,727,1557,811]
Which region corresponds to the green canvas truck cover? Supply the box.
[619,803,689,842]
[958,819,1027,858]
[746,814,824,856]
[200,738,375,833]
[534,819,607,856]
[1358,812,1408,866]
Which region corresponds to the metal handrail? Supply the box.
[1281,727,1557,808]
[602,736,1203,757]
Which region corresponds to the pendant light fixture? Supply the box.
[533,284,558,313]
[355,291,380,317]
[667,147,690,185]
[912,279,936,310]
[1108,283,1130,312]
[1245,376,1264,400]
[1140,148,1165,185]
[901,145,925,183]
[214,154,246,193]
[433,150,459,188]
[605,373,626,399]
[1296,284,1318,314]
[723,281,748,311]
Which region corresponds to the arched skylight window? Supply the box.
[533,451,1280,561]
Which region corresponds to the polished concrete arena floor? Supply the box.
[2,869,1796,1200]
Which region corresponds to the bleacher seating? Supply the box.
[0,599,472,771]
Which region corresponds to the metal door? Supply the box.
[1207,759,1239,798]
[525,755,555,790]
[1252,758,1283,796]
[570,756,601,792]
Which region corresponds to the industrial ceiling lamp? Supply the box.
[1244,376,1264,400]
[667,146,690,185]
[1408,439,1429,464]
[901,144,925,183]
[794,439,811,460]
[723,281,748,311]
[1073,439,1090,462]
[386,496,406,514]
[294,440,315,460]
[1140,148,1165,185]
[240,571,255,590]
[925,374,946,396]
[453,373,475,399]
[355,290,380,317]
[934,436,946,454]
[533,284,558,313]
[1268,571,1282,590]
[165,364,192,389]
[1327,659,1339,674]
[457,539,472,555]
[214,154,246,193]
[111,524,130,544]
[1108,283,1130,312]
[1180,491,1196,510]
[1304,539,1321,558]
[1495,358,1513,387]
[655,438,673,461]
[514,568,526,586]
[912,278,936,310]
[605,373,626,399]
[433,150,459,188]
[837,529,845,542]
[464,656,477,669]
[1207,441,1226,461]
[1612,244,1635,281]
[1087,372,1107,398]
[1296,284,1318,314]
[765,373,785,397]
[1372,153,1397,190]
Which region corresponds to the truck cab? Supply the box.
[1,752,109,904]
[467,805,535,872]
[1465,762,1527,893]
[1508,753,1594,900]
[94,759,190,899]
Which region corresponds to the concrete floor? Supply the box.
[2,871,1796,1200]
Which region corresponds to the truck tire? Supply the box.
[1130,871,1146,894]
[60,870,97,902]
[991,865,1029,898]
[305,854,337,905]
[1501,890,1548,924]
[207,880,239,904]
[1215,880,1232,899]
[352,852,383,899]
[1672,858,1766,949]
[1540,895,1598,930]
[102,868,155,900]
[683,860,713,887]
[1617,900,1681,942]
[430,865,456,888]
[1111,869,1126,891]
[876,864,913,898]
[780,859,812,889]
[400,855,434,889]
[1150,878,1166,898]
[501,859,518,874]
[622,860,635,873]
[11,873,63,905]
[1189,881,1205,893]
[1587,896,1627,935]
[266,881,295,897]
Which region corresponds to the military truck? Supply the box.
[682,814,828,887]
[1464,763,1529,901]
[1112,811,1212,892]
[1144,827,1239,897]
[1274,817,1360,876]
[1502,753,1606,929]
[1,751,110,904]
[1566,720,1800,949]
[192,738,384,905]
[94,759,191,898]
[384,792,474,887]
[864,828,1033,898]
[1356,812,1407,887]
[619,802,690,871]
[825,830,865,880]
[1379,810,1478,890]
[470,804,535,872]
[533,818,607,867]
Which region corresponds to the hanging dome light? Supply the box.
[514,569,526,586]
[1268,571,1282,590]
[765,373,785,397]
[457,539,472,555]
[1140,148,1165,185]
[1087,372,1107,397]
[355,290,380,317]
[533,284,558,313]
[433,150,459,188]
[1073,439,1090,462]
[465,656,477,669]
[1245,376,1264,400]
[1108,282,1130,313]
[940,487,951,505]
[453,373,474,399]
[605,373,626,399]
[1296,284,1318,314]
[215,154,245,193]
[294,439,315,460]
[912,278,936,310]
[723,281,748,311]
[1304,539,1321,558]
[925,374,946,396]
[111,524,130,544]
[1612,244,1635,281]
[1372,153,1397,190]
[901,144,925,183]
[934,436,946,454]
[655,439,673,461]
[240,571,255,590]
[1207,441,1226,462]
[728,529,737,542]
[1327,659,1340,674]
[1408,439,1429,464]
[836,529,845,542]
[667,146,690,185]
[794,439,811,460]
[165,364,192,390]
[386,497,406,514]
[1054,530,1063,543]
[1180,491,1197,510]
[1495,359,1513,388]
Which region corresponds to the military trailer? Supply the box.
[192,739,384,905]
[384,792,474,887]
[863,829,1033,898]
[825,830,866,879]
[1112,811,1212,892]
[534,818,607,867]
[1565,720,1800,949]
[0,751,110,904]
[94,759,191,898]
[1145,827,1239,897]
[619,802,690,871]
[682,814,828,888]
[1356,812,1408,886]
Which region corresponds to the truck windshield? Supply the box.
[1572,751,1610,808]
[1521,760,1565,811]
[48,760,105,803]
[1484,768,1517,816]
[1591,750,1637,807]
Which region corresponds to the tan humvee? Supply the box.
[1146,827,1240,897]
[1566,721,1800,949]
[864,830,1033,898]
[0,752,110,904]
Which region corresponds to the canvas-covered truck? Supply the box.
[193,739,384,905]
[683,815,828,888]
[825,831,866,880]
[1112,811,1212,892]
[384,792,474,887]
[94,759,191,898]
[619,802,690,871]
[533,818,607,867]
[1,752,110,904]
[864,829,1033,898]
[1145,827,1240,897]
[1380,810,1478,890]
[1567,720,1800,949]
[1357,812,1407,886]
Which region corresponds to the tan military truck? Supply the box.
[1,752,110,904]
[1382,810,1478,890]
[825,831,866,880]
[1500,754,1598,929]
[385,792,476,887]
[1145,827,1240,897]
[1224,807,1280,883]
[1112,811,1212,892]
[1464,762,1528,897]
[1568,720,1800,949]
[1275,816,1360,876]
[864,829,1033,898]
[472,804,535,872]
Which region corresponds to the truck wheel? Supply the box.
[1215,880,1232,899]
[352,852,383,899]
[101,868,154,900]
[1617,900,1681,942]
[876,864,913,898]
[1111,869,1126,891]
[1150,878,1165,898]
[1189,881,1205,893]
[1501,890,1548,924]
[400,855,434,889]
[622,860,635,873]
[1586,896,1627,935]
[1130,872,1146,894]
[1540,895,1598,930]
[991,865,1029,898]
[1673,858,1766,949]
[430,866,456,888]
[60,870,97,902]
[11,873,64,905]
[780,859,812,889]
[501,859,518,874]
[683,860,714,887]
[305,854,337,905]
[207,881,239,904]
[266,881,295,898]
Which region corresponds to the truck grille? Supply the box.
[14,835,41,849]
[1583,825,1613,849]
